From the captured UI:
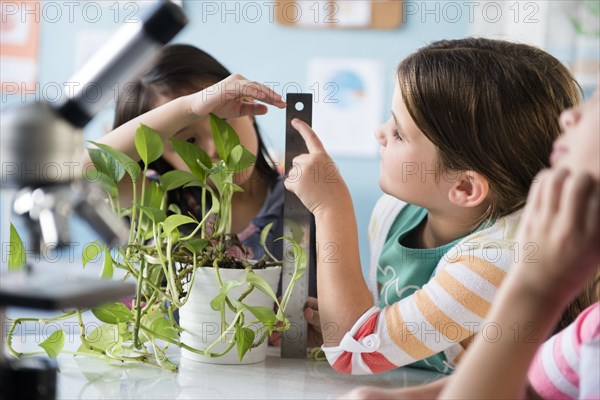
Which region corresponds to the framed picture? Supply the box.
[276,0,403,29]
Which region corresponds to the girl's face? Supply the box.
[374,83,454,208]
[154,94,260,186]
[551,89,600,181]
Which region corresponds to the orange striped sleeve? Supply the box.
[384,305,435,359]
[413,290,473,341]
[434,269,492,318]
[454,255,507,287]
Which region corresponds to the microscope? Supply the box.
[0,2,187,398]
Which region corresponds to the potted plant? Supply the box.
[6,115,305,370]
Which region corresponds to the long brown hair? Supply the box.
[398,39,596,329]
[397,38,581,222]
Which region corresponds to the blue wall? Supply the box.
[1,1,469,276]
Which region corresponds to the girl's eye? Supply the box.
[392,129,403,141]
[186,137,196,144]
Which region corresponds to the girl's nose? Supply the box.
[374,125,386,146]
[559,107,581,131]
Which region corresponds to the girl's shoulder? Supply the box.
[433,208,525,276]
[459,207,523,246]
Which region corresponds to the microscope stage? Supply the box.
[0,272,136,310]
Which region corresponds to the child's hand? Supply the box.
[304,297,324,346]
[514,168,599,303]
[189,74,286,119]
[268,297,323,347]
[284,119,351,216]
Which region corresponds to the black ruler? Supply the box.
[281,93,313,358]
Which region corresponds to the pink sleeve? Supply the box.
[528,302,600,400]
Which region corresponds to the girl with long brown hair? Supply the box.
[285,38,585,375]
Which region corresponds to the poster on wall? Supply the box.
[307,58,384,157]
[0,1,39,94]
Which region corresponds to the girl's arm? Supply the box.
[284,119,374,344]
[440,169,600,399]
[284,119,517,361]
[338,376,450,400]
[83,74,285,163]
[82,74,285,205]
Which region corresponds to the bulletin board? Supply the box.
[276,0,403,29]
[0,1,40,93]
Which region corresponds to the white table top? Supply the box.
[55,347,443,399]
[5,295,443,399]
[6,313,442,400]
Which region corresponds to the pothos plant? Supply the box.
[6,114,305,371]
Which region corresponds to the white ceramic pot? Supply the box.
[179,266,281,365]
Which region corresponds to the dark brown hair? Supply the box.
[113,44,279,220]
[397,38,581,222]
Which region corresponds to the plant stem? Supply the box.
[127,181,138,256]
[133,259,146,349]
[166,237,182,308]
[115,195,122,219]
[6,311,83,358]
[237,284,254,303]
[203,311,242,353]
[134,166,148,244]
[201,186,206,239]
[152,224,170,282]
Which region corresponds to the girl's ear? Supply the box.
[448,170,490,208]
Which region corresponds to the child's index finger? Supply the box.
[291,118,324,154]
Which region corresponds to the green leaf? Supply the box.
[209,169,225,195]
[244,271,278,303]
[239,302,277,327]
[160,170,199,192]
[162,215,197,235]
[282,236,307,281]
[143,180,164,209]
[135,124,164,167]
[226,145,243,169]
[83,169,118,199]
[39,329,65,359]
[210,280,244,311]
[235,325,255,361]
[92,302,134,324]
[167,203,181,214]
[105,338,124,358]
[150,316,179,341]
[89,141,141,183]
[138,205,167,224]
[169,138,212,180]
[101,247,114,279]
[145,264,164,291]
[237,146,257,174]
[8,223,26,270]
[210,113,240,161]
[141,307,166,333]
[88,148,124,183]
[226,145,256,175]
[260,223,274,248]
[182,238,210,255]
[77,323,128,355]
[82,241,103,268]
